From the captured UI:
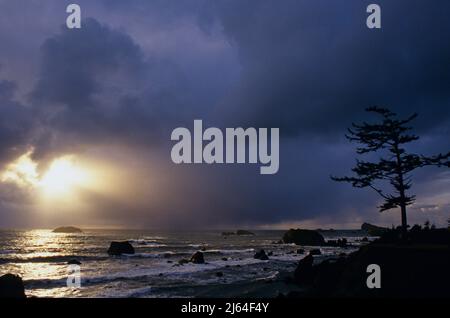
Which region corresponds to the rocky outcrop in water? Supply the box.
[254,249,269,260]
[52,226,83,233]
[236,230,255,236]
[0,274,26,298]
[107,241,135,255]
[190,251,205,264]
[361,223,388,236]
[282,229,325,246]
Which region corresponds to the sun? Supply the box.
[40,156,91,198]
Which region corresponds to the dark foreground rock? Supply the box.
[291,243,450,297]
[282,229,325,246]
[0,274,26,298]
[294,254,314,284]
[254,249,269,260]
[107,241,135,255]
[52,226,82,233]
[190,251,205,264]
[67,259,81,265]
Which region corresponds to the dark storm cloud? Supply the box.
[29,18,195,163]
[209,0,450,136]
[0,79,34,166]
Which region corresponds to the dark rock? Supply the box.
[0,274,26,298]
[254,249,269,260]
[297,243,450,297]
[267,251,273,256]
[52,226,82,233]
[107,241,135,255]
[221,257,228,261]
[361,223,388,236]
[190,251,205,264]
[67,259,81,265]
[216,272,223,277]
[166,260,173,263]
[361,237,369,242]
[282,229,326,246]
[236,230,255,236]
[297,249,305,254]
[221,232,235,236]
[309,249,322,255]
[293,254,314,284]
[326,238,348,247]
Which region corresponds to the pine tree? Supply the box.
[332,107,450,235]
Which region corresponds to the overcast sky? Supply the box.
[0,0,449,229]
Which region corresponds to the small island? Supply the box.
[52,226,83,233]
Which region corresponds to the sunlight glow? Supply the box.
[40,156,91,198]
[1,151,39,187]
[1,151,94,199]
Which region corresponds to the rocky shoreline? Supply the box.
[1,226,448,298]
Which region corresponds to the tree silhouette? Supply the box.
[332,107,450,235]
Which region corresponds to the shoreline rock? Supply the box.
[361,223,388,236]
[289,228,450,297]
[0,274,26,298]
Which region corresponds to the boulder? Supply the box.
[190,251,205,264]
[282,229,325,246]
[0,274,26,298]
[67,259,81,265]
[107,241,135,255]
[254,249,269,260]
[52,226,82,233]
[178,259,189,265]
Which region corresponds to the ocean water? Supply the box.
[0,229,368,298]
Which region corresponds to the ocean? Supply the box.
[0,229,369,297]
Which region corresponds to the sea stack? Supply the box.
[52,226,83,233]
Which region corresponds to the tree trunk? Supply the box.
[400,202,408,237]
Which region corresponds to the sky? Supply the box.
[0,0,449,229]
